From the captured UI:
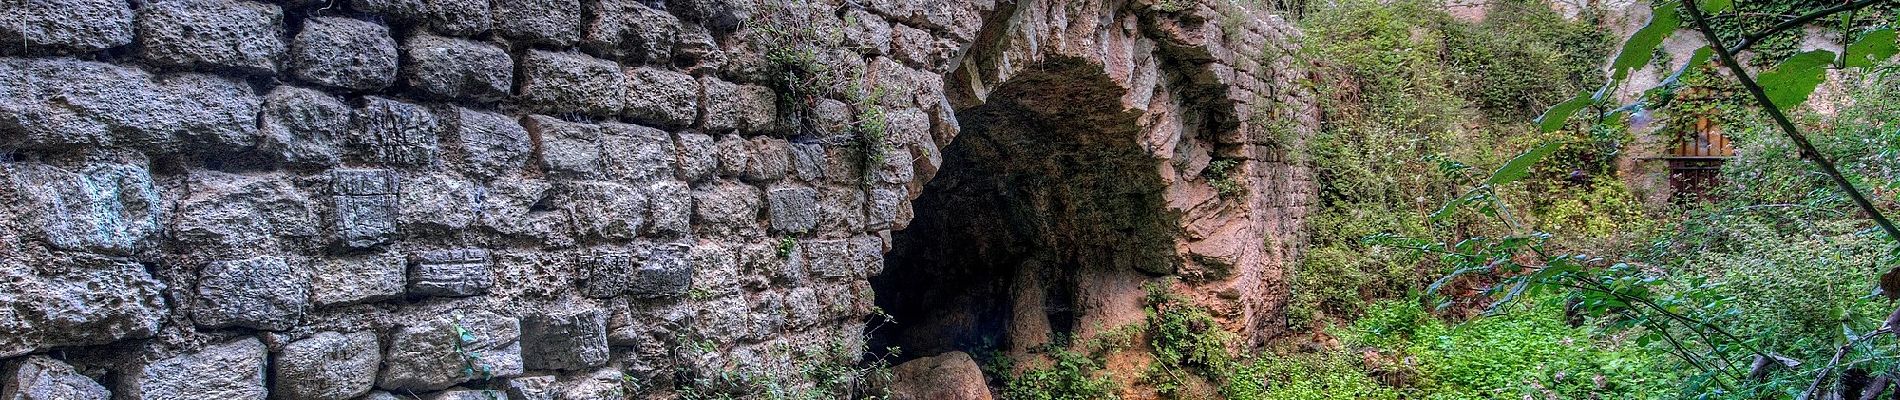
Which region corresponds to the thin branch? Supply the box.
[1683,0,1900,243]
[1727,0,1891,54]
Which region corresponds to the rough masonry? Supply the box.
[0,0,1315,398]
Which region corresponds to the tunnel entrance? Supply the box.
[869,57,1178,364]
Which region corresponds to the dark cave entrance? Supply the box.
[868,57,1177,363]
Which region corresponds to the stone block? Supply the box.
[310,254,405,306]
[408,249,492,297]
[289,17,398,90]
[562,181,645,241]
[0,0,134,52]
[273,331,380,400]
[0,255,168,357]
[351,0,425,20]
[520,50,625,116]
[766,183,817,233]
[259,86,348,167]
[350,96,441,166]
[581,244,690,298]
[491,0,580,46]
[840,8,890,55]
[4,162,160,255]
[1,59,263,151]
[403,34,512,101]
[799,239,852,279]
[524,115,603,178]
[624,67,698,128]
[583,0,677,63]
[644,180,691,237]
[817,185,865,232]
[691,181,762,234]
[600,123,675,182]
[192,256,309,330]
[789,141,826,182]
[398,173,479,233]
[122,338,267,400]
[429,389,510,400]
[1,356,109,400]
[426,0,490,35]
[744,136,790,182]
[169,171,317,258]
[448,107,531,179]
[699,77,740,131]
[520,309,609,370]
[712,134,748,177]
[136,0,283,74]
[378,310,522,392]
[331,169,399,248]
[673,132,717,182]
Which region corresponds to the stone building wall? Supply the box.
[0,0,1315,398]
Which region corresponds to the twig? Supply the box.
[1683,0,1900,243]
[1726,0,1892,55]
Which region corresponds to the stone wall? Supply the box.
[0,0,1315,398]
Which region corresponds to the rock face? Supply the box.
[890,352,991,400]
[0,0,1314,398]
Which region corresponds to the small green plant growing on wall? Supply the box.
[1202,159,1244,197]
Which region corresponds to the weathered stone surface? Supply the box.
[404,34,512,101]
[712,134,748,177]
[192,256,309,330]
[645,180,692,237]
[122,338,268,400]
[170,171,317,259]
[581,244,690,298]
[504,375,556,400]
[524,115,602,178]
[0,255,167,357]
[840,8,891,55]
[555,369,626,400]
[350,96,441,166]
[378,310,522,392]
[562,181,645,240]
[583,0,677,63]
[4,162,159,255]
[259,86,349,167]
[136,0,283,74]
[0,0,134,52]
[520,308,609,370]
[1,356,109,400]
[767,183,818,233]
[0,58,259,152]
[425,0,490,35]
[331,169,399,248]
[624,67,699,128]
[889,351,991,400]
[274,331,380,400]
[789,142,826,182]
[428,389,510,400]
[448,107,531,179]
[289,17,398,90]
[519,50,624,116]
[699,77,741,131]
[310,254,405,306]
[744,136,790,182]
[491,0,580,46]
[692,181,762,234]
[408,248,492,297]
[673,132,717,181]
[398,173,479,232]
[600,123,675,181]
[350,0,424,20]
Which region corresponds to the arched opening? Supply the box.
[869,57,1178,363]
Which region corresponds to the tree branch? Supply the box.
[1683,0,1900,243]
[1727,0,1891,54]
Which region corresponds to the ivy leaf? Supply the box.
[1611,1,1681,81]
[1697,0,1731,13]
[1844,29,1898,69]
[1659,46,1714,88]
[1757,49,1836,109]
[1536,93,1593,132]
[1486,142,1563,186]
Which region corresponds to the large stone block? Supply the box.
[273,331,380,400]
[122,338,268,400]
[429,389,510,400]
[404,35,512,101]
[520,309,608,371]
[192,256,309,330]
[1,356,109,400]
[520,50,625,116]
[623,67,698,128]
[408,249,493,297]
[561,181,645,241]
[351,96,442,166]
[644,180,692,237]
[583,0,677,63]
[691,181,762,234]
[136,0,283,74]
[310,254,405,306]
[289,17,398,90]
[448,107,531,179]
[426,0,490,35]
[259,86,348,167]
[673,132,717,182]
[170,171,317,259]
[398,173,479,233]
[0,255,167,358]
[4,162,160,255]
[491,0,580,46]
[378,310,522,392]
[350,0,425,20]
[600,123,675,182]
[766,183,818,233]
[712,134,749,177]
[0,58,259,153]
[331,169,399,248]
[524,116,603,178]
[581,244,690,298]
[744,136,790,182]
[0,0,134,52]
